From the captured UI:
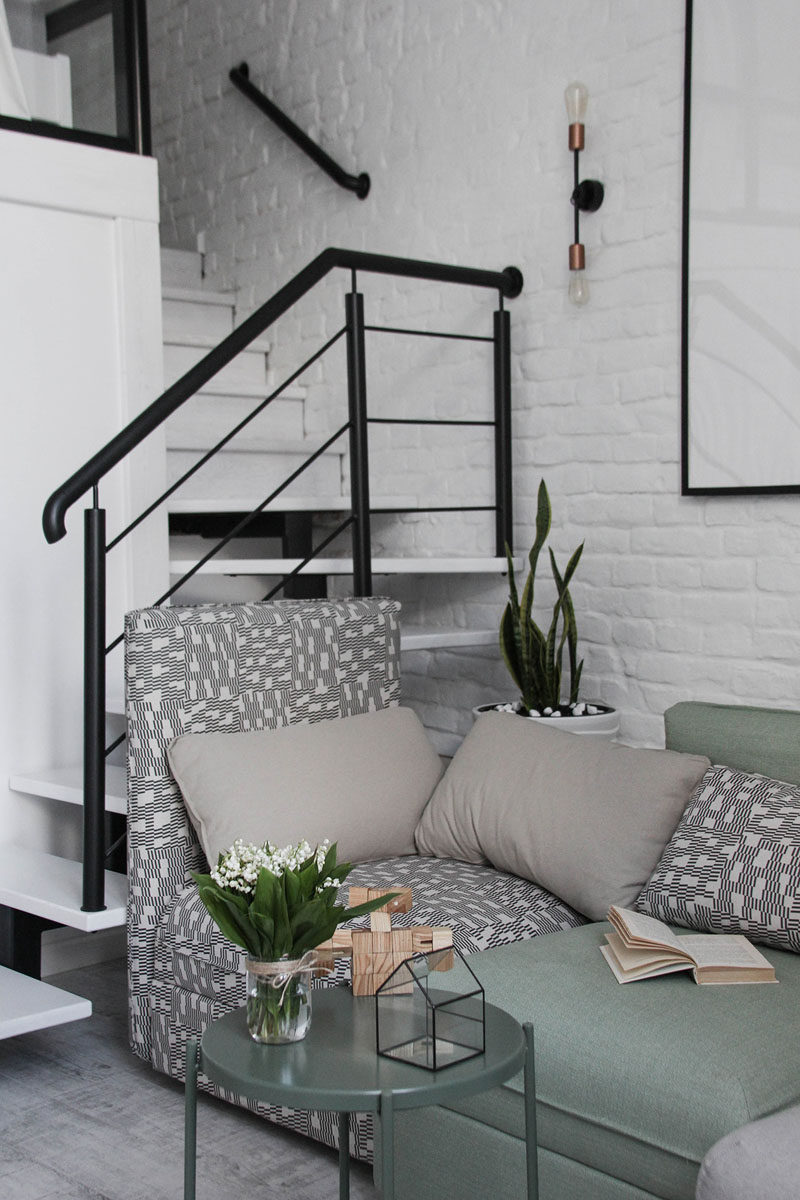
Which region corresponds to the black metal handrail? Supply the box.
[43,248,522,543]
[43,247,522,915]
[229,62,370,199]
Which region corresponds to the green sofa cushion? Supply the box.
[448,923,800,1200]
[664,701,800,785]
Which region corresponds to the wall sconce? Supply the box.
[565,81,604,305]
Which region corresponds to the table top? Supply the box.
[200,987,525,1114]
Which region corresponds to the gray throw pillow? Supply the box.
[168,706,443,867]
[414,712,709,920]
[637,764,800,953]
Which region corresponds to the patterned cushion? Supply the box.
[637,765,800,953]
[150,853,585,1160]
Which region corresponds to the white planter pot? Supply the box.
[472,702,619,740]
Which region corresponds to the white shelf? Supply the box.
[10,765,127,816]
[0,846,126,932]
[167,494,415,514]
[400,628,498,651]
[0,966,92,1039]
[171,555,518,577]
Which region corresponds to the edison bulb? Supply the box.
[568,271,590,306]
[564,81,589,123]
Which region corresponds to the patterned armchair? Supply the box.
[125,597,582,1160]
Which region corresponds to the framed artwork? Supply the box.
[681,0,800,494]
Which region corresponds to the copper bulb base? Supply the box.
[568,122,585,152]
[569,243,585,271]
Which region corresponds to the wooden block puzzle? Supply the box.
[313,886,454,996]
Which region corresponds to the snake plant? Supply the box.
[500,480,584,714]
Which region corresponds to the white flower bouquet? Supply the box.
[193,837,391,960]
[193,837,395,1042]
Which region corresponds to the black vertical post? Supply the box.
[83,501,107,912]
[130,0,152,156]
[494,306,513,556]
[113,1,152,154]
[345,289,372,596]
[281,512,327,599]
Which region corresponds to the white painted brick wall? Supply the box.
[149,0,800,749]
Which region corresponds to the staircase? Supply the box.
[2,244,521,1029]
[160,248,513,625]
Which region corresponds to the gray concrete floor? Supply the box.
[0,958,378,1199]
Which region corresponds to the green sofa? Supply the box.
[389,702,800,1200]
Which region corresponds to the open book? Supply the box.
[601,906,777,985]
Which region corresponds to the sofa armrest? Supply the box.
[696,1104,800,1200]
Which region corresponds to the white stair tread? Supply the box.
[162,285,235,307]
[10,765,127,816]
[400,628,499,651]
[164,332,271,354]
[0,966,92,1039]
[171,556,518,576]
[183,380,305,401]
[170,436,345,458]
[167,494,415,514]
[0,846,127,932]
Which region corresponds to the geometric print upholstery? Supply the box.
[637,764,800,953]
[125,597,401,1062]
[150,853,585,1161]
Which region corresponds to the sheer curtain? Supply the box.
[0,0,30,118]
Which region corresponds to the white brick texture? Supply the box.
[148,0,800,748]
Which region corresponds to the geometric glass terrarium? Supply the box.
[375,946,485,1070]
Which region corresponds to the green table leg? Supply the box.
[338,1110,350,1200]
[184,1037,198,1200]
[523,1023,539,1200]
[380,1090,395,1199]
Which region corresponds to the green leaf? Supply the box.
[570,659,584,706]
[527,480,551,593]
[252,866,278,918]
[297,859,318,899]
[283,867,301,913]
[196,884,259,955]
[248,911,276,958]
[500,605,523,694]
[504,542,521,620]
[340,892,399,922]
[271,876,291,958]
[321,842,341,881]
[293,911,342,957]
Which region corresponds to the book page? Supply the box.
[678,935,773,970]
[600,942,691,984]
[608,905,685,954]
[605,931,688,972]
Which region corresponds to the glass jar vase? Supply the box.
[245,956,314,1044]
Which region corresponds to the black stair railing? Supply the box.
[229,62,370,198]
[42,247,522,913]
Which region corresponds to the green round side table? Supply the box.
[184,987,538,1200]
